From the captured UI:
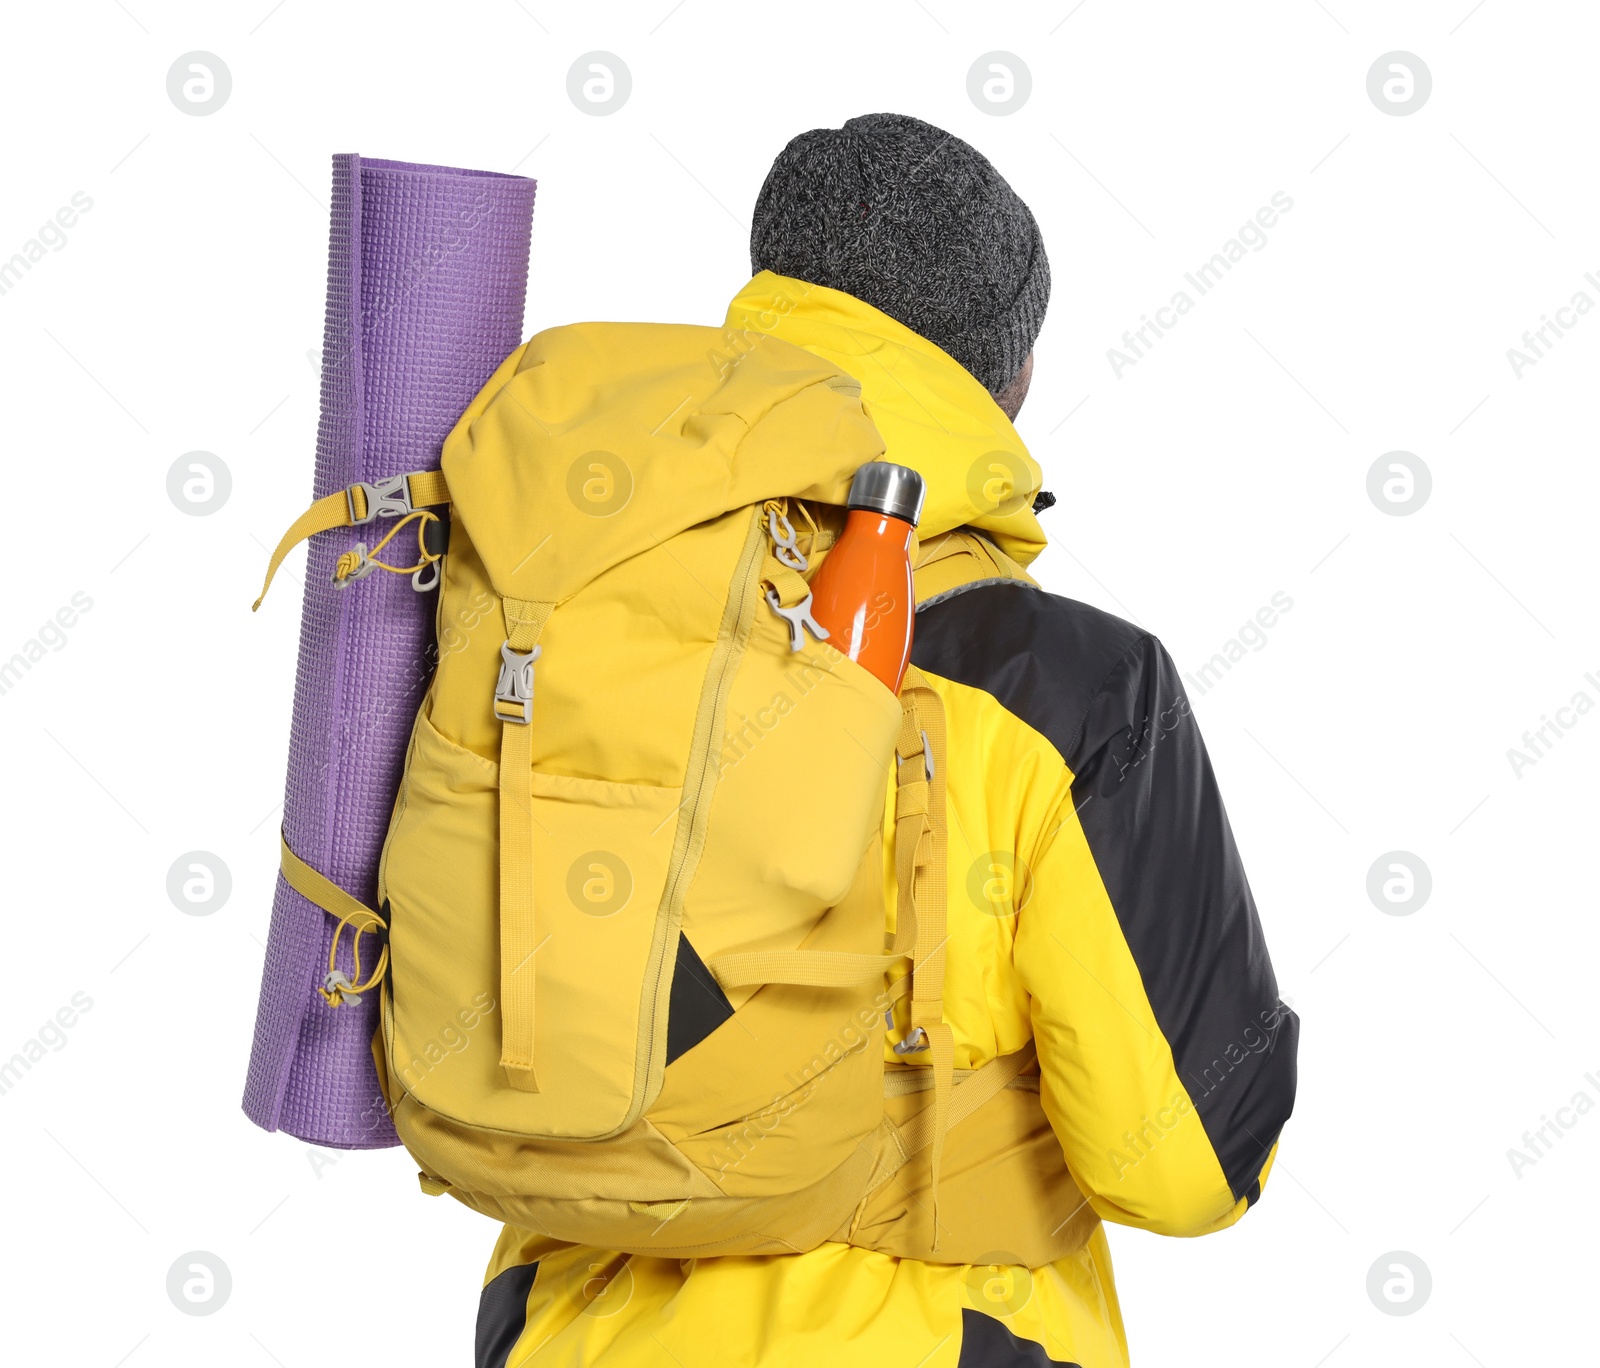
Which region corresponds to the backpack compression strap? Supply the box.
[494,596,555,1093]
[251,469,450,610]
[894,666,957,1249]
[277,830,390,1007]
[853,1040,1040,1216]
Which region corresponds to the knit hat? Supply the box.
[750,112,1050,396]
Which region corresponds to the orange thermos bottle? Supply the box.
[809,462,927,693]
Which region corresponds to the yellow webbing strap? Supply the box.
[252,469,450,611]
[849,1044,1039,1247]
[882,1047,1041,1098]
[898,1042,1037,1156]
[497,597,555,1093]
[278,831,388,1007]
[872,1042,1039,1181]
[710,943,910,989]
[892,667,956,1248]
[760,554,811,607]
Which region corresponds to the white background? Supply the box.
[1,1,1595,1364]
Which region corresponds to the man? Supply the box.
[476,112,1298,1368]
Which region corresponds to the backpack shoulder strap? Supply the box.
[893,665,956,1249]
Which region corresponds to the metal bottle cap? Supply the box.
[847,461,926,526]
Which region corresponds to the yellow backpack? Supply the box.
[259,321,1080,1264]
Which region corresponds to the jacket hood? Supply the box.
[724,271,1047,569]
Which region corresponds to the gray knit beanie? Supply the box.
[750,112,1050,396]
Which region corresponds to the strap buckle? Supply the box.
[494,641,541,725]
[893,1025,929,1055]
[898,729,934,782]
[347,473,413,526]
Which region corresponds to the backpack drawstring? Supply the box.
[318,910,390,1006]
[333,508,442,590]
[277,831,390,1008]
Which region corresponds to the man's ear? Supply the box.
[993,351,1034,421]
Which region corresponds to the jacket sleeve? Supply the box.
[1013,632,1298,1237]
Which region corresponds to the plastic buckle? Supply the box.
[892,1025,929,1055]
[347,473,413,526]
[494,641,540,725]
[898,730,933,782]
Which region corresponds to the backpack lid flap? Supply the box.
[441,322,886,604]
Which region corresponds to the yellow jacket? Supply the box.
[475,273,1298,1367]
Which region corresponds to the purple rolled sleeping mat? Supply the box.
[244,154,536,1148]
